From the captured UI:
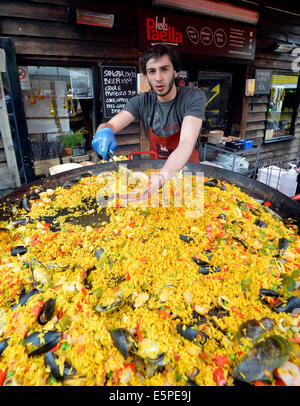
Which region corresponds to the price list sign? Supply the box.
[100,63,137,120]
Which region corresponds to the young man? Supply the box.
[92,44,206,200]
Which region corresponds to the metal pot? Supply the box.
[0,160,299,228]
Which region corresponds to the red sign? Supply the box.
[138,9,256,60]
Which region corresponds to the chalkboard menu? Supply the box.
[254,69,271,94]
[100,63,137,120]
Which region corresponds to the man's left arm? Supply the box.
[159,115,202,181]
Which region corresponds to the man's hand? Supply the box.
[118,173,166,204]
[92,127,117,161]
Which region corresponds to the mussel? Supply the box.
[25,330,61,356]
[11,245,27,257]
[0,338,9,357]
[237,317,275,344]
[94,247,104,261]
[110,328,137,359]
[132,292,149,309]
[198,265,220,275]
[94,296,124,313]
[176,323,208,344]
[232,237,248,249]
[276,296,300,313]
[192,257,210,266]
[44,351,77,381]
[11,287,39,310]
[204,178,218,187]
[276,237,289,257]
[254,219,267,228]
[22,197,31,212]
[232,335,291,383]
[37,298,56,325]
[11,217,32,227]
[179,235,194,243]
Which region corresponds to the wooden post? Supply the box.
[0,54,21,189]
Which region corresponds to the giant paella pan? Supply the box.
[0,158,299,386]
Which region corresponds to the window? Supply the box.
[20,66,96,177]
[197,71,232,136]
[265,72,300,142]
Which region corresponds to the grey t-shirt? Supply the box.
[124,86,206,138]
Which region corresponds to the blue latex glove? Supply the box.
[92,127,117,161]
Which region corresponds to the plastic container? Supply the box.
[278,164,298,197]
[237,139,253,149]
[257,165,286,190]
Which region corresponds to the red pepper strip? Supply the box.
[12,234,19,241]
[125,272,130,281]
[158,309,172,320]
[254,380,271,386]
[113,368,123,383]
[124,363,135,372]
[214,354,229,368]
[0,368,8,386]
[213,367,227,386]
[81,287,87,297]
[57,309,63,319]
[136,319,143,343]
[263,201,271,207]
[50,342,62,352]
[173,352,180,361]
[31,234,39,242]
[230,305,245,319]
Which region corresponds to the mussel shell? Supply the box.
[203,250,213,260]
[192,257,210,266]
[94,297,123,313]
[259,288,282,298]
[25,330,61,356]
[254,220,267,228]
[179,235,194,243]
[232,335,291,383]
[0,338,9,357]
[37,298,56,325]
[232,237,248,249]
[279,237,289,253]
[11,245,27,257]
[204,178,218,187]
[176,323,198,341]
[238,317,274,341]
[110,328,137,359]
[44,351,76,381]
[28,193,40,200]
[11,288,39,310]
[22,197,31,212]
[198,266,210,275]
[94,247,104,261]
[276,296,300,313]
[12,217,32,227]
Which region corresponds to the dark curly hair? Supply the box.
[141,44,181,75]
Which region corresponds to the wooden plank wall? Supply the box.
[0,0,142,157]
[245,6,300,166]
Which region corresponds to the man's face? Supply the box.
[145,54,178,100]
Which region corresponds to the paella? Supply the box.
[0,166,299,386]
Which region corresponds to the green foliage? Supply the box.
[58,131,86,148]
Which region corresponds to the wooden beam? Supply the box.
[11,37,138,59]
[0,18,137,45]
[0,0,68,22]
